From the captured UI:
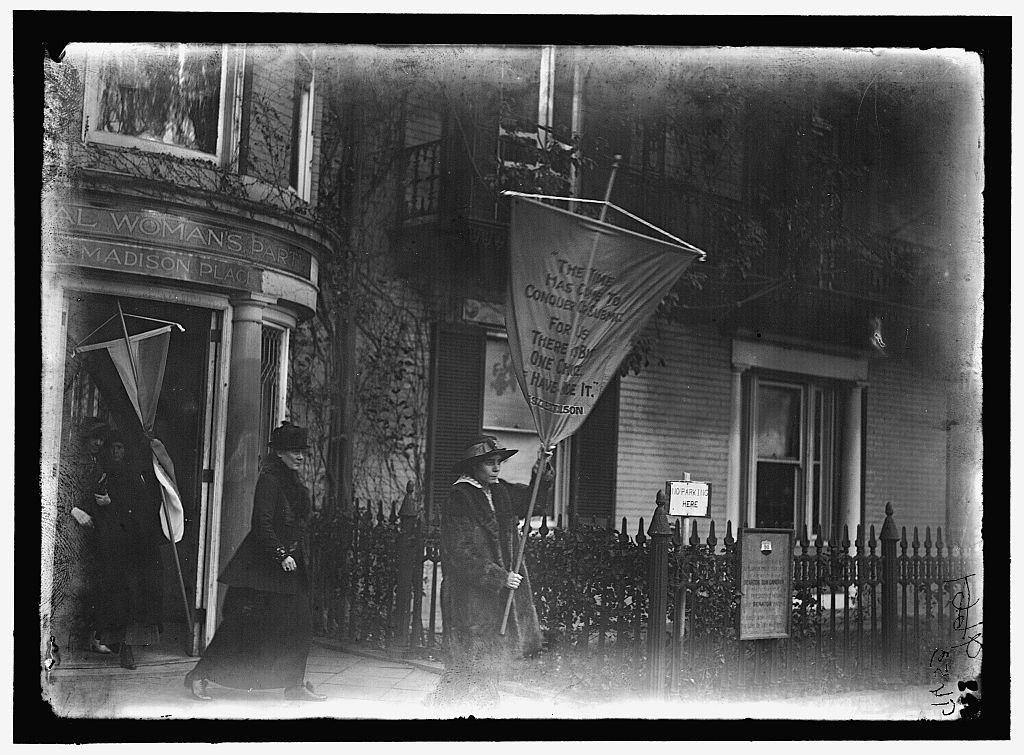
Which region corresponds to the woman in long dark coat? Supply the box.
[433,436,543,710]
[57,416,113,654]
[94,432,165,669]
[183,422,325,702]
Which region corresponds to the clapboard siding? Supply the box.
[615,323,733,534]
[865,358,948,534]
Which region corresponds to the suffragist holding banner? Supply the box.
[498,190,705,634]
[433,437,544,711]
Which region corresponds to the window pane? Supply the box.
[259,327,283,458]
[482,338,534,430]
[811,462,821,530]
[552,49,575,140]
[755,462,797,529]
[499,52,541,129]
[813,390,822,462]
[96,44,222,154]
[757,385,801,459]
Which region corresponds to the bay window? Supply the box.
[83,43,243,163]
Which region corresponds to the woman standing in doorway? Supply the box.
[59,416,114,655]
[95,432,165,669]
[433,436,543,711]
[183,422,325,702]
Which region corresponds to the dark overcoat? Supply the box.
[218,456,312,595]
[440,480,543,657]
[54,447,107,641]
[93,461,165,639]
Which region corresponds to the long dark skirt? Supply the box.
[95,538,164,647]
[188,586,312,690]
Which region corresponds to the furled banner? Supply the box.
[505,196,703,449]
[77,326,185,542]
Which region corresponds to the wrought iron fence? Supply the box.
[524,515,649,661]
[308,489,444,658]
[309,494,970,697]
[653,500,969,699]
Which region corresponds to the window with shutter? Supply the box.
[425,323,485,522]
[571,375,619,525]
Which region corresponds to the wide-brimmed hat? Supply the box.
[269,421,309,451]
[453,435,518,472]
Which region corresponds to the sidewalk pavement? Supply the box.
[43,639,444,719]
[41,638,555,720]
[41,638,947,721]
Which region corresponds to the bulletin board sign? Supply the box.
[665,480,711,517]
[737,528,793,640]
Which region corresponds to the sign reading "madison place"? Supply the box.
[49,202,314,281]
[50,237,263,292]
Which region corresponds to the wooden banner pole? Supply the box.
[498,445,553,636]
[117,299,193,642]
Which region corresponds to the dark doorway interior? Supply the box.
[60,290,212,657]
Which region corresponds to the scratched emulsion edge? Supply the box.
[34,41,990,724]
[937,47,985,722]
[40,41,93,717]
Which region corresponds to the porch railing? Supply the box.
[402,139,442,221]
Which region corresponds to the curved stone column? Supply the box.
[218,295,277,578]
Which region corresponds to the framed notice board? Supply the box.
[737,528,794,640]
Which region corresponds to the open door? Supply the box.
[192,308,229,654]
[56,291,212,661]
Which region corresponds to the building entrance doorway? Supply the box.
[55,290,216,660]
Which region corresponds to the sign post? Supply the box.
[665,472,710,653]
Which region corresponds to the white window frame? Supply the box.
[747,374,837,537]
[259,322,290,461]
[82,43,244,165]
[482,330,566,527]
[289,50,316,201]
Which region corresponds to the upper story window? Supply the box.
[83,44,242,164]
[488,47,581,226]
[289,50,315,201]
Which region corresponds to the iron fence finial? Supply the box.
[648,491,672,537]
[880,501,898,541]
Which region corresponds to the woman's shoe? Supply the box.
[88,633,113,654]
[283,681,326,701]
[119,643,136,670]
[184,673,212,701]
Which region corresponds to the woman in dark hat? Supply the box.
[94,431,165,669]
[433,435,543,710]
[184,421,325,702]
[57,416,114,655]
